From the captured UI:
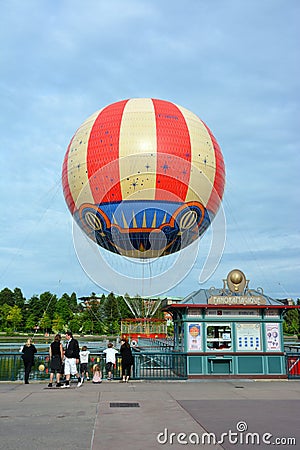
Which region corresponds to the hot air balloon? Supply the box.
[62,98,225,259]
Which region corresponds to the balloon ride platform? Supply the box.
[121,318,167,340]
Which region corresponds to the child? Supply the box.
[79,345,90,382]
[103,342,118,380]
[92,364,102,384]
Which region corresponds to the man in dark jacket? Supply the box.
[61,331,82,388]
[22,338,37,384]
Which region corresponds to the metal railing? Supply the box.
[0,351,187,382]
[3,351,300,381]
[284,344,300,353]
[132,352,187,379]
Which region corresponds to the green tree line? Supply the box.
[283,300,300,336]
[1,287,298,337]
[0,287,163,335]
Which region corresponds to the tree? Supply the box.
[283,308,299,335]
[0,304,11,330]
[52,314,65,334]
[39,313,52,332]
[0,287,166,335]
[26,295,41,325]
[13,288,26,309]
[25,314,36,332]
[7,305,23,331]
[69,292,79,312]
[102,292,122,334]
[39,292,57,324]
[69,315,82,334]
[55,294,75,326]
[80,293,105,334]
[118,294,134,319]
[0,288,14,306]
[82,318,94,334]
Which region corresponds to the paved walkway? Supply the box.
[0,379,299,450]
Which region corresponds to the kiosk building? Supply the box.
[163,269,297,379]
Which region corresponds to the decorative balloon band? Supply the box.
[75,200,211,258]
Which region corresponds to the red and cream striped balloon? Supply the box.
[62,98,225,258]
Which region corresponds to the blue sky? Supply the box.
[0,0,299,301]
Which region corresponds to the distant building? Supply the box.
[276,298,295,306]
[78,296,103,308]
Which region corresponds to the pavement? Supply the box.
[0,379,300,450]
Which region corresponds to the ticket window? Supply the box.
[206,324,232,350]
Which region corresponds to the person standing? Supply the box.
[48,334,64,388]
[103,342,118,380]
[120,338,134,383]
[61,331,82,388]
[79,345,90,382]
[21,338,37,384]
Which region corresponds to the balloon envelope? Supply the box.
[62,98,225,258]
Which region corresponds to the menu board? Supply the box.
[187,323,202,351]
[236,323,261,350]
[265,323,281,351]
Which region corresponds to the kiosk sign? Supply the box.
[208,296,266,305]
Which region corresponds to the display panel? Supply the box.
[265,323,281,351]
[236,323,261,351]
[206,323,232,350]
[187,323,202,351]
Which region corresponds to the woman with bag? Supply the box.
[21,338,37,384]
[48,334,64,388]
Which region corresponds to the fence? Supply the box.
[132,352,187,379]
[284,344,300,353]
[5,351,300,380]
[0,351,187,382]
[286,353,300,379]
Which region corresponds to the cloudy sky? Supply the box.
[0,0,299,301]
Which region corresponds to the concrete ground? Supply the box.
[0,379,299,450]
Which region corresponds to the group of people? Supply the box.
[21,332,134,386]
